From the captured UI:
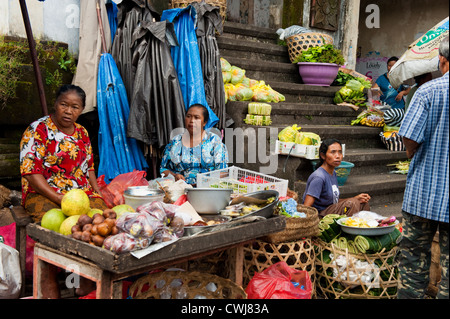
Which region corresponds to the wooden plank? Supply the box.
[27,216,286,273]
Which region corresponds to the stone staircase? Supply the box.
[219,22,408,218]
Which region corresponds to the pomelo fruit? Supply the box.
[112,204,135,219]
[88,208,103,218]
[41,208,66,233]
[59,215,81,236]
[61,189,90,216]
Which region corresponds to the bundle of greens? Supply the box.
[292,43,345,65]
[333,70,372,88]
[334,79,367,107]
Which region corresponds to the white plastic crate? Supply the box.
[275,140,345,159]
[197,166,288,197]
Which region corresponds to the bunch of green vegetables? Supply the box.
[333,70,372,88]
[333,79,367,106]
[292,43,345,65]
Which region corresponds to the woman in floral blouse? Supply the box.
[20,84,107,223]
[19,84,108,298]
[160,104,228,185]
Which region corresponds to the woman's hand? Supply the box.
[174,173,185,181]
[354,193,371,203]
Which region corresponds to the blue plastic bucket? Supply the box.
[335,161,354,186]
[311,161,354,186]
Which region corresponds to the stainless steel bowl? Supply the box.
[186,188,233,214]
[123,186,164,210]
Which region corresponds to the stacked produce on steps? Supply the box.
[244,102,272,126]
[221,58,285,103]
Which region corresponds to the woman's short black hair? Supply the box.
[387,56,399,64]
[316,138,342,169]
[56,84,86,108]
[188,104,209,124]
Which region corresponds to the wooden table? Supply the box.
[27,216,285,299]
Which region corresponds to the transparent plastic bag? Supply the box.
[116,212,164,239]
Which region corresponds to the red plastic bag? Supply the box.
[245,261,312,299]
[97,170,148,208]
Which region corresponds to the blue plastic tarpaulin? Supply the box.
[97,53,148,183]
[161,6,219,129]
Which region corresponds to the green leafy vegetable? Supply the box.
[292,43,345,65]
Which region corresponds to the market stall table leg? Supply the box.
[33,243,115,299]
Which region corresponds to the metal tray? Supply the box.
[337,218,399,236]
[184,215,232,236]
[232,190,279,220]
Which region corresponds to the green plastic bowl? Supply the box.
[311,160,354,186]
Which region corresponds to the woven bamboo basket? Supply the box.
[171,0,227,23]
[286,32,334,63]
[128,271,247,299]
[314,238,399,299]
[262,204,320,244]
[243,238,316,297]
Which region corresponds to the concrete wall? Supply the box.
[0,0,80,55]
[356,0,449,80]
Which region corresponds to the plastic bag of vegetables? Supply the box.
[230,66,246,84]
[220,57,232,72]
[334,79,367,106]
[295,132,321,146]
[244,114,272,126]
[248,102,272,116]
[278,125,301,142]
[222,71,232,83]
[235,85,253,101]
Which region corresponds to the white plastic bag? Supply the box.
[0,243,21,299]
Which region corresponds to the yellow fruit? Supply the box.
[59,215,81,236]
[61,189,90,216]
[88,208,103,218]
[112,204,135,219]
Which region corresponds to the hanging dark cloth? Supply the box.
[111,0,160,101]
[126,20,186,148]
[161,6,219,129]
[191,1,229,130]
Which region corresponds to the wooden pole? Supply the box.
[19,0,48,116]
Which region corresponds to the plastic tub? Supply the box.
[297,62,340,86]
[123,186,165,210]
[335,161,354,186]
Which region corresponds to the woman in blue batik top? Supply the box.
[160,104,228,185]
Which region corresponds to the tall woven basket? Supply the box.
[286,32,334,63]
[171,0,227,23]
[262,204,320,244]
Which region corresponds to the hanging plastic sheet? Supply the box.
[161,6,219,129]
[126,20,186,148]
[192,1,228,130]
[106,0,118,45]
[111,0,160,101]
[97,53,148,183]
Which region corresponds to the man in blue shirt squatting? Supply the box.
[397,36,449,299]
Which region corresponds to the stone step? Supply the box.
[223,56,300,83]
[294,173,407,207]
[264,81,341,104]
[226,101,358,126]
[218,36,290,64]
[229,123,385,149]
[222,21,279,44]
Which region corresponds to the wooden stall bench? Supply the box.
[27,216,285,299]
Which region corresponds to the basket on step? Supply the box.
[128,270,247,299]
[286,32,334,63]
[262,204,320,244]
[171,0,227,24]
